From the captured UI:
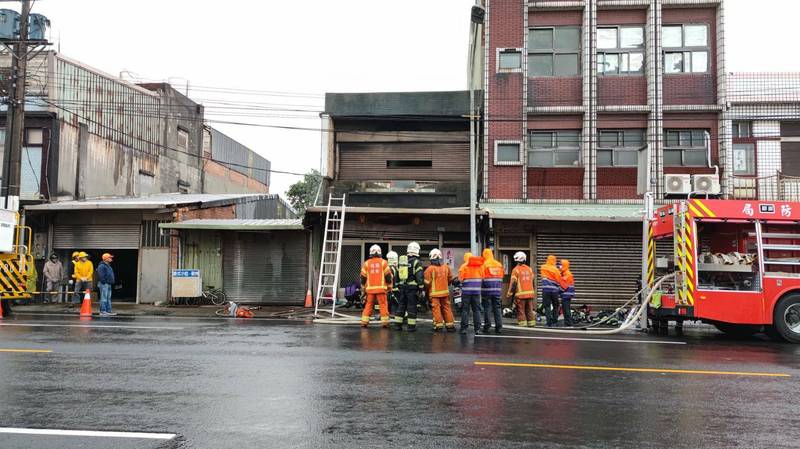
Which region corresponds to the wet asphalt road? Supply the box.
[0,314,798,449]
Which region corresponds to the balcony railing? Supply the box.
[733,173,800,202]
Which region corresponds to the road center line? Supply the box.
[0,348,52,353]
[476,334,686,345]
[0,323,185,331]
[475,361,791,378]
[0,427,176,440]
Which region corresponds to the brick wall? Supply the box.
[527,167,584,199]
[529,78,583,107]
[598,76,647,106]
[487,0,525,200]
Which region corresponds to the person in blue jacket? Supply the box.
[97,253,117,316]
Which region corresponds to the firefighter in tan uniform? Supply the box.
[424,248,456,332]
[360,245,393,328]
[508,252,536,327]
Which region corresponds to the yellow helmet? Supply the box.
[78,252,89,258]
[71,251,80,258]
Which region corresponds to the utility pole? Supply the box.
[2,0,32,211]
[468,3,485,255]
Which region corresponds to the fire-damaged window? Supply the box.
[663,24,709,74]
[528,27,580,77]
[664,129,709,167]
[177,127,189,151]
[528,131,581,167]
[598,130,645,167]
[598,26,645,75]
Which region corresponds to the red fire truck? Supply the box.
[649,199,800,343]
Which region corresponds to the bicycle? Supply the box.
[201,286,228,306]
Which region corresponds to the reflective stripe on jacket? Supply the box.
[424,264,452,298]
[361,257,390,294]
[459,255,485,295]
[509,264,535,299]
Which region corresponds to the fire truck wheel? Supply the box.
[713,323,759,338]
[773,294,800,344]
[764,325,786,342]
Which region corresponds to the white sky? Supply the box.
[30,0,800,196]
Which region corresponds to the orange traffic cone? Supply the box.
[304,289,313,308]
[79,289,93,318]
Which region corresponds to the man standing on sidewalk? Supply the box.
[97,253,117,316]
[72,252,94,307]
[42,254,65,303]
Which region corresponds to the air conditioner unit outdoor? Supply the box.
[665,174,691,195]
[693,174,721,195]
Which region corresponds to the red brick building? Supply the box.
[476,0,728,305]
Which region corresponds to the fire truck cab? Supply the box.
[649,199,800,343]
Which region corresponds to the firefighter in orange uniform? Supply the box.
[424,248,456,332]
[360,245,393,328]
[508,251,536,327]
[481,248,505,334]
[540,254,563,327]
[559,259,575,326]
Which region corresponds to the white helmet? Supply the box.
[407,242,420,257]
[369,245,382,257]
[429,248,442,260]
[513,251,527,263]
[386,251,399,267]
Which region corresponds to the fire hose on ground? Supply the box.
[313,274,675,336]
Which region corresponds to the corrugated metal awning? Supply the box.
[306,206,475,216]
[24,193,277,211]
[160,219,304,231]
[483,203,644,222]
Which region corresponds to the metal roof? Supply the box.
[306,205,475,216]
[159,219,304,231]
[25,193,277,211]
[482,203,645,222]
[325,91,475,117]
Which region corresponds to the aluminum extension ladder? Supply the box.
[314,195,346,317]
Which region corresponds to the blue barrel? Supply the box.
[27,13,49,40]
[0,9,20,39]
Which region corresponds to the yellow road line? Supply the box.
[0,348,52,354]
[474,361,790,378]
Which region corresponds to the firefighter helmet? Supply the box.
[407,242,420,257]
[513,251,527,263]
[386,251,399,267]
[429,248,442,260]
[369,245,382,257]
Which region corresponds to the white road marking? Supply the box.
[0,427,176,440]
[0,323,185,331]
[476,334,686,345]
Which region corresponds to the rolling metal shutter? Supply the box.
[536,233,641,307]
[338,142,469,181]
[223,232,307,305]
[53,224,141,249]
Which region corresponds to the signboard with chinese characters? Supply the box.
[171,269,202,298]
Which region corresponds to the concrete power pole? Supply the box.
[2,0,32,211]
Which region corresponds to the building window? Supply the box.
[598,26,645,75]
[664,129,709,166]
[598,130,645,167]
[663,24,709,74]
[733,121,752,139]
[498,49,522,71]
[177,127,189,151]
[528,131,581,167]
[528,27,580,77]
[733,143,756,176]
[494,141,522,165]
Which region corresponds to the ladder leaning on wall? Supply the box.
[314,195,346,317]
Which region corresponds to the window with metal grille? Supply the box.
[528,131,581,167]
[141,220,170,248]
[598,130,645,167]
[664,129,709,167]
